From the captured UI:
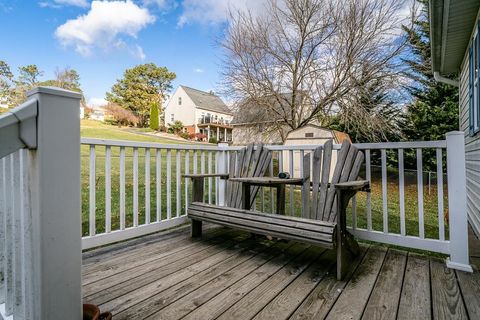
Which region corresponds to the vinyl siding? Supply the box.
[460,12,480,237]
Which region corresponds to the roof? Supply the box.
[430,0,480,74]
[181,86,233,115]
[284,123,351,143]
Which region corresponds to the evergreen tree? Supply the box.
[402,0,459,170]
[106,63,176,127]
[150,102,159,131]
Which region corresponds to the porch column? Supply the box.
[446,131,473,272]
[224,128,227,142]
[217,127,220,141]
[207,125,210,141]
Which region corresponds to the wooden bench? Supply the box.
[186,140,369,280]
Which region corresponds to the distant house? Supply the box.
[90,108,106,122]
[429,0,480,236]
[231,92,309,145]
[164,86,234,142]
[283,124,351,177]
[80,106,85,119]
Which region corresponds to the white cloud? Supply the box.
[55,0,155,58]
[177,0,268,26]
[193,68,204,73]
[88,97,108,108]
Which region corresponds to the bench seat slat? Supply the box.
[188,212,334,248]
[188,209,334,243]
[189,203,335,234]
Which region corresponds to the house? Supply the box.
[164,86,234,142]
[282,124,351,177]
[90,107,105,122]
[430,0,480,237]
[231,92,308,145]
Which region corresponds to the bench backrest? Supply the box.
[310,139,364,222]
[226,143,272,208]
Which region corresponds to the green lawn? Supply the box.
[80,120,448,242]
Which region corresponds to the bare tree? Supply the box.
[221,0,410,141]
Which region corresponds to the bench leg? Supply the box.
[191,219,202,238]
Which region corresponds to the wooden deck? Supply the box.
[82,226,480,320]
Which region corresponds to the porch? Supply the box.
[82,224,480,320]
[0,88,477,319]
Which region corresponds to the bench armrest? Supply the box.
[334,180,370,192]
[183,173,230,179]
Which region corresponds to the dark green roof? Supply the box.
[430,0,480,74]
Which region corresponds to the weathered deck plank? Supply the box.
[251,250,336,320]
[146,241,299,320]
[80,227,480,320]
[182,243,308,320]
[430,258,468,320]
[112,237,274,319]
[216,246,323,320]
[361,249,407,320]
[289,245,369,320]
[324,246,387,320]
[397,253,431,320]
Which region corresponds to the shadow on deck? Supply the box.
[82,226,480,320]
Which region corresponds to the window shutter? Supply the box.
[469,45,474,136]
[477,23,480,130]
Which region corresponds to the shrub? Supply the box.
[208,137,218,144]
[195,133,207,141]
[104,103,139,127]
[179,132,190,140]
[169,120,184,134]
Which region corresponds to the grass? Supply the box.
[80,120,448,243]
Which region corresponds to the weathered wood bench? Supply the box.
[186,140,369,279]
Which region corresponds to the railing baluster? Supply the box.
[12,151,24,318]
[185,151,190,212]
[417,148,424,238]
[398,149,406,236]
[365,150,372,231]
[270,154,275,213]
[5,155,13,316]
[133,147,139,227]
[437,148,445,241]
[145,148,150,224]
[289,150,294,215]
[0,158,5,304]
[20,150,33,319]
[208,152,213,205]
[201,151,205,202]
[119,147,126,230]
[176,150,181,217]
[156,149,162,222]
[89,145,96,236]
[105,146,111,233]
[166,150,172,219]
[381,149,388,233]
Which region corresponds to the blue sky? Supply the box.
[0,0,249,106]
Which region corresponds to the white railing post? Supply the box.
[217,143,229,206]
[445,131,473,272]
[28,87,83,318]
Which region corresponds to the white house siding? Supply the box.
[232,124,287,145]
[282,126,339,178]
[164,87,196,127]
[460,10,480,237]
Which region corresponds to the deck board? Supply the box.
[82,226,480,320]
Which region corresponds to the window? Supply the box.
[178,97,182,105]
[171,114,174,122]
[305,132,314,138]
[469,24,480,135]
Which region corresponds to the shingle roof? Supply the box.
[181,86,233,115]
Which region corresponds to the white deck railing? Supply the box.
[81,132,472,272]
[0,87,82,319]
